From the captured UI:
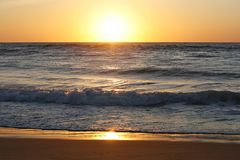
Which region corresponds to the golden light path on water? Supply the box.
[101,131,122,140]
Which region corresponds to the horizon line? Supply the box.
[0,41,240,44]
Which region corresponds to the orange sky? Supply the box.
[0,0,240,42]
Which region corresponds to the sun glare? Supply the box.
[102,131,121,140]
[96,15,129,42]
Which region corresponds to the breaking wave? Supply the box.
[0,88,239,106]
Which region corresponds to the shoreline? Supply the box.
[1,127,240,143]
[1,127,240,160]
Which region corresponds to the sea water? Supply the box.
[0,43,239,134]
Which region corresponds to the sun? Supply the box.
[97,15,128,42]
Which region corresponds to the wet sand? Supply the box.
[0,138,240,160]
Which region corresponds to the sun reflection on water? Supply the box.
[101,131,122,140]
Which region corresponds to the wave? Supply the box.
[102,67,240,78]
[186,54,218,58]
[0,88,239,106]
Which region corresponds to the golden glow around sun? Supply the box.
[91,13,133,42]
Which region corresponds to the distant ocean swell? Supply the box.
[0,88,239,106]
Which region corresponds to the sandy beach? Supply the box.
[0,138,240,160]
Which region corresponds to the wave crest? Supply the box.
[0,88,239,106]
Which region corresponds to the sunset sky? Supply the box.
[0,0,240,42]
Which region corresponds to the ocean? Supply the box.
[0,43,240,134]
